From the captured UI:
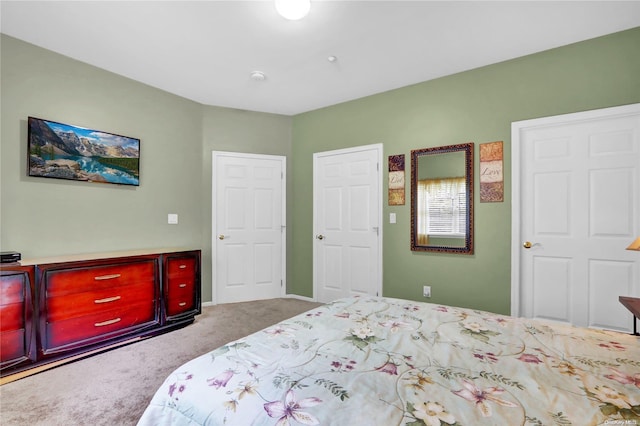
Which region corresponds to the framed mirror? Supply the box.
[410,143,474,254]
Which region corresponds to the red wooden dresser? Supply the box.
[0,248,200,381]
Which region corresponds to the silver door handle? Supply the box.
[218,234,230,240]
[316,234,325,240]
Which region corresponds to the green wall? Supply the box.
[3,28,639,312]
[1,34,204,257]
[290,27,640,314]
[0,35,292,305]
[200,106,292,302]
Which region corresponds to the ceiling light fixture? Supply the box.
[275,0,311,20]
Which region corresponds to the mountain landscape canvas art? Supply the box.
[28,117,140,186]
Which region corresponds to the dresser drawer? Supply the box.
[167,276,195,296]
[46,280,155,323]
[0,303,24,332]
[166,296,195,317]
[44,301,156,350]
[1,275,26,306]
[167,257,196,277]
[1,329,26,362]
[166,278,195,316]
[46,260,155,297]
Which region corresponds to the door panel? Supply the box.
[533,172,570,235]
[213,152,285,304]
[532,256,571,323]
[314,144,382,303]
[513,104,640,333]
[349,246,371,294]
[589,260,634,330]
[226,244,248,286]
[350,185,371,229]
[255,243,274,284]
[591,169,634,236]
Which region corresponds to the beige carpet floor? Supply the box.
[0,298,321,426]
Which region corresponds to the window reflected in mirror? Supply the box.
[416,176,466,245]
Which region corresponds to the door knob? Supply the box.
[523,241,533,249]
[316,234,325,240]
[218,234,227,240]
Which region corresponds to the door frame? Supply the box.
[510,103,640,317]
[211,151,287,305]
[312,143,383,301]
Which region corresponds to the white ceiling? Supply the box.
[2,1,639,116]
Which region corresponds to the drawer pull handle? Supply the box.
[94,273,121,281]
[94,318,121,327]
[179,265,187,269]
[179,302,187,307]
[94,296,121,304]
[179,283,187,288]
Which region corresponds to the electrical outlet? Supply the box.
[423,285,431,298]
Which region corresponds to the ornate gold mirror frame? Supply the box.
[410,143,474,254]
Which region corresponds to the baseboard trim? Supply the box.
[201,294,316,306]
[285,293,316,302]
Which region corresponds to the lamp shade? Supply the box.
[627,236,640,251]
[275,0,311,20]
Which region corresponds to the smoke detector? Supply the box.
[250,71,266,81]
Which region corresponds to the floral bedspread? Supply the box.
[137,296,640,425]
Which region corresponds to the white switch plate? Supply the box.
[389,213,396,224]
[423,285,431,298]
[168,214,178,224]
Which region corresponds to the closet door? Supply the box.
[212,151,286,304]
[512,104,640,333]
[313,144,382,303]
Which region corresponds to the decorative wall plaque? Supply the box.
[388,154,405,205]
[480,141,504,202]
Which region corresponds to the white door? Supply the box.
[512,104,640,333]
[212,152,286,304]
[313,144,383,303]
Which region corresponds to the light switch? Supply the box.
[389,213,396,224]
[168,214,178,224]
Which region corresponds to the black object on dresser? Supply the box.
[0,251,21,264]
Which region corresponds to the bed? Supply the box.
[137,296,640,425]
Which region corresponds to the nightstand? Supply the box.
[619,296,640,336]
